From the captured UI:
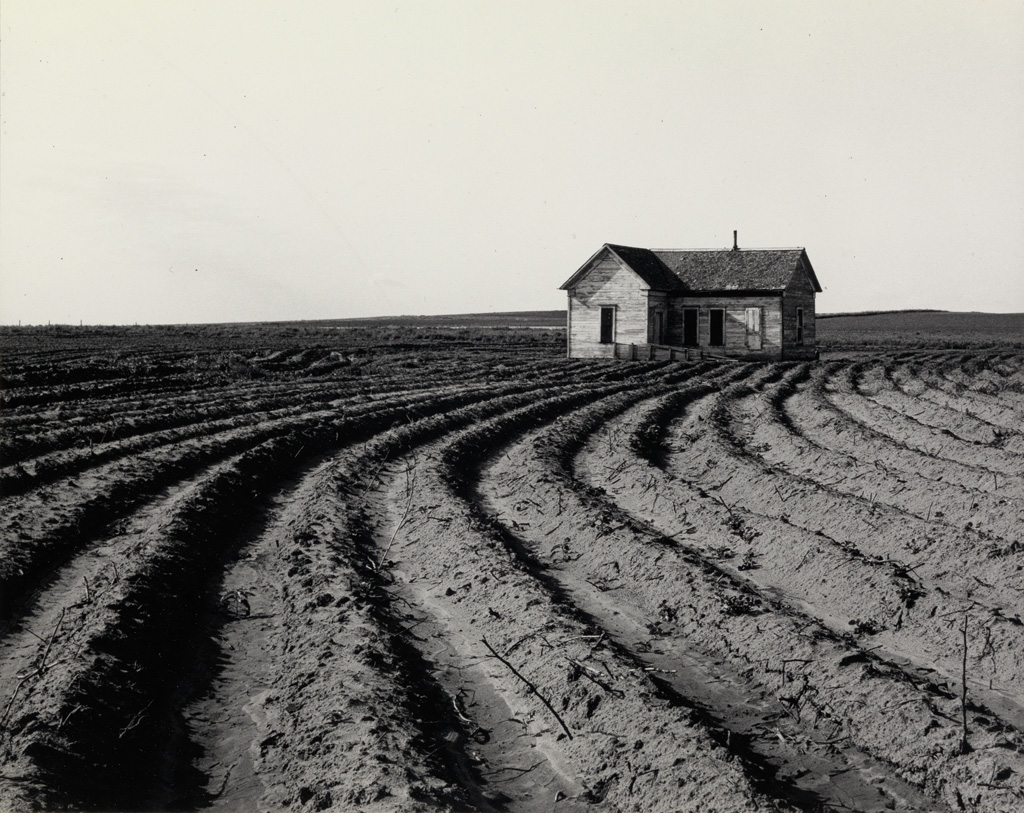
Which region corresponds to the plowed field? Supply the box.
[1,328,1023,812]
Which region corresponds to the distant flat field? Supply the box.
[3,310,1019,353]
[279,310,568,329]
[817,310,1023,349]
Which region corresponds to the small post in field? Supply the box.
[958,612,971,755]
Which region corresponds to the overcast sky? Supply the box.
[1,1,1022,325]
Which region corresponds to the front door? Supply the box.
[709,309,725,347]
[745,307,762,350]
[652,311,665,344]
[683,308,698,346]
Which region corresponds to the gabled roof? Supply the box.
[560,243,822,294]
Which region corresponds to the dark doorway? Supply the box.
[683,308,698,346]
[709,309,725,346]
[600,307,615,344]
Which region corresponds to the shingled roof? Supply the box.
[561,244,822,294]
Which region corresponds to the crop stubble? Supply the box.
[0,330,1022,812]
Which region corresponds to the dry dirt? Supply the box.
[1,335,1022,812]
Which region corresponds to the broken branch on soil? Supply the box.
[39,608,66,672]
[375,469,417,571]
[482,636,573,740]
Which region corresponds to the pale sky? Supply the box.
[1,1,1022,325]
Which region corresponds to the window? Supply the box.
[796,308,804,344]
[600,306,615,344]
[683,308,698,346]
[744,307,762,350]
[709,309,725,346]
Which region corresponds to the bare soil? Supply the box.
[1,329,1022,812]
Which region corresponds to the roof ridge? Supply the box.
[651,247,805,252]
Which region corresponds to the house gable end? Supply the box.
[791,250,823,293]
[559,245,655,293]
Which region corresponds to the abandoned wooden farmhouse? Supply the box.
[560,236,822,360]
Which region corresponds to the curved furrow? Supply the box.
[180,447,474,812]
[756,366,1024,542]
[0,381,515,496]
[824,363,1024,475]
[468,378,1024,811]
[737,370,1024,595]
[0,384,546,624]
[936,353,1024,399]
[912,361,1024,434]
[867,363,1024,451]
[784,364,1024,502]
[0,377,349,454]
[350,372,785,812]
[615,377,1024,713]
[0,355,573,460]
[0,364,671,802]
[7,337,1024,812]
[2,382,584,810]
[888,358,1024,440]
[472,396,947,811]
[175,373,694,812]
[0,427,371,809]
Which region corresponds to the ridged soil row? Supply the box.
[177,368,683,812]
[749,365,1024,594]
[890,357,1024,438]
[0,344,554,431]
[867,361,1024,452]
[479,367,1024,810]
[353,365,786,813]
[631,367,1024,716]
[773,364,1024,525]
[934,353,1024,400]
[0,351,573,457]
[0,374,595,622]
[0,380,514,496]
[0,375,375,468]
[0,362,670,811]
[824,362,1023,475]
[885,357,1024,448]
[472,372,955,811]
[0,437,358,810]
[0,379,545,812]
[180,447,474,813]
